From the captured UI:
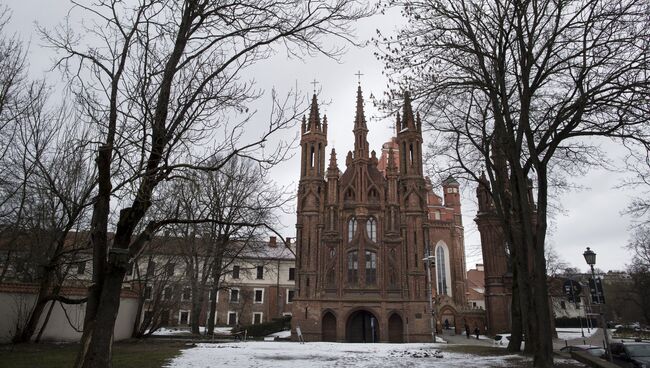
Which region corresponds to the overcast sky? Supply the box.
[5,1,640,273]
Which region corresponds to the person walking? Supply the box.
[465,323,470,339]
[474,326,480,340]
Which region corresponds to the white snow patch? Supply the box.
[556,328,598,341]
[151,328,191,336]
[165,341,526,368]
[150,326,233,336]
[266,330,291,338]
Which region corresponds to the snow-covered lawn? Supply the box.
[164,341,528,367]
[556,328,598,341]
[151,326,233,336]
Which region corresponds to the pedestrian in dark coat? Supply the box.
[465,324,470,339]
[474,327,480,340]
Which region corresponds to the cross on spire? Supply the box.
[355,71,364,85]
[310,79,319,93]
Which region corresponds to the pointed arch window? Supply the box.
[348,217,357,242]
[366,217,377,242]
[365,251,377,285]
[435,243,452,296]
[347,251,358,284]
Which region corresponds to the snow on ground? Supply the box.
[556,328,598,341]
[151,328,191,336]
[151,326,233,336]
[266,330,291,338]
[165,341,526,368]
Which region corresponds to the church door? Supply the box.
[346,310,379,343]
[322,312,337,342]
[387,313,404,343]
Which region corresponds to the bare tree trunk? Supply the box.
[34,300,56,343]
[507,262,523,352]
[74,146,112,368]
[78,266,127,368]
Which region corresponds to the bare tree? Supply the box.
[41,1,371,366]
[0,5,50,282]
[379,0,650,366]
[626,226,650,324]
[169,157,291,334]
[10,102,97,343]
[130,248,184,337]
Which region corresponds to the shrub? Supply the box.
[239,315,291,337]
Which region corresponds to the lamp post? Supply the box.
[424,245,436,343]
[583,247,612,362]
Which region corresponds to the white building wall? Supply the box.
[0,292,138,343]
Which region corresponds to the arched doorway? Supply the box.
[322,312,337,342]
[346,310,379,343]
[440,306,457,335]
[387,313,404,343]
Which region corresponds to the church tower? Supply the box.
[296,94,327,300]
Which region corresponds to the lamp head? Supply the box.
[583,247,596,266]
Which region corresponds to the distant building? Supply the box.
[466,264,486,310]
[0,232,295,342]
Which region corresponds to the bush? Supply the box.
[555,317,598,328]
[237,315,291,337]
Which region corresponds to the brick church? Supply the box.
[291,84,480,342]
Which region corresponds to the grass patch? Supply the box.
[0,339,186,368]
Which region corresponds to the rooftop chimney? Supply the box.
[285,237,292,245]
[269,236,277,247]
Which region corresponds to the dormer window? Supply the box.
[366,217,377,242]
[348,217,357,241]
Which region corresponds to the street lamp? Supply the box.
[583,247,612,362]
[423,245,436,344]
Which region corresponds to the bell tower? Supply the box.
[296,93,327,300]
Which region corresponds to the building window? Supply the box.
[288,267,295,281]
[230,288,239,303]
[287,290,295,303]
[434,211,441,220]
[365,251,377,285]
[256,266,264,280]
[228,311,238,326]
[366,217,377,242]
[165,263,175,277]
[182,287,191,301]
[232,265,240,279]
[164,286,173,300]
[436,243,451,296]
[253,312,263,325]
[77,261,86,275]
[254,289,264,303]
[146,261,156,277]
[347,251,358,284]
[348,217,357,241]
[208,290,219,302]
[178,310,190,325]
[144,285,153,300]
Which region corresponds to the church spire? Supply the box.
[328,148,338,174]
[402,90,416,130]
[353,84,369,160]
[308,93,321,131]
[354,85,366,130]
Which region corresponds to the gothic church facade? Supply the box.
[291,85,473,342]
